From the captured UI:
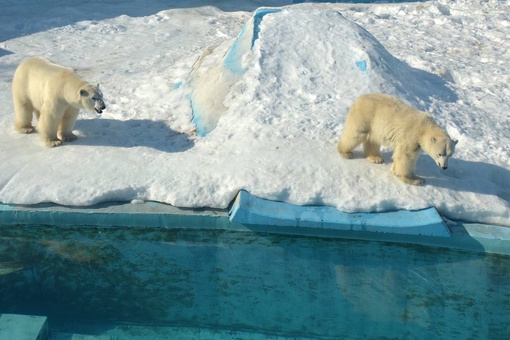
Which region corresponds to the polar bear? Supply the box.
[12,57,106,147]
[337,93,458,185]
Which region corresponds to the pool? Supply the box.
[1,222,509,339]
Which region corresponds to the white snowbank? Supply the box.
[0,2,508,227]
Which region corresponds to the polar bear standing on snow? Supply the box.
[337,93,458,185]
[12,57,106,147]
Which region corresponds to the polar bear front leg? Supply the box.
[38,107,62,147]
[391,145,424,185]
[363,141,384,164]
[58,107,80,142]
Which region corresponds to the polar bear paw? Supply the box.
[16,126,35,134]
[366,156,384,164]
[60,133,78,142]
[339,151,353,159]
[399,176,425,186]
[45,139,63,148]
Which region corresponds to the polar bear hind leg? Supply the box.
[391,145,424,185]
[337,128,366,159]
[58,107,80,142]
[13,96,36,134]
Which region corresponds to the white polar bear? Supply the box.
[12,57,106,147]
[337,93,458,185]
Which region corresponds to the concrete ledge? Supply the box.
[0,201,227,229]
[0,314,48,340]
[1,191,509,255]
[229,190,451,237]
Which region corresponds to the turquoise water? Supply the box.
[0,225,509,339]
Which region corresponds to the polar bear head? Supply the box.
[422,132,458,170]
[79,84,106,114]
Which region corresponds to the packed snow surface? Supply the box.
[0,0,508,227]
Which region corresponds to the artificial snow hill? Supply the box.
[190,8,457,137]
[0,4,508,227]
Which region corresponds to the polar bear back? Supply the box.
[13,57,86,110]
[346,93,436,148]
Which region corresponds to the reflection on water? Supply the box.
[0,225,509,339]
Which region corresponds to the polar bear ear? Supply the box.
[80,89,89,97]
[96,83,100,88]
[431,137,436,143]
[453,140,458,145]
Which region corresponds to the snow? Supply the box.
[0,0,508,227]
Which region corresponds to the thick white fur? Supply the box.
[12,57,105,147]
[337,93,458,185]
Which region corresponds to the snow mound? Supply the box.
[189,8,456,136]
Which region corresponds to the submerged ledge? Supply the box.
[0,190,508,255]
[0,314,48,340]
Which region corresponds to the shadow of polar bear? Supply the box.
[73,119,194,153]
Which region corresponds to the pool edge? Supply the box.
[0,192,508,256]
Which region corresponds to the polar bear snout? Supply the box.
[94,99,106,114]
[436,157,449,170]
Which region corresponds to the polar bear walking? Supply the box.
[337,93,457,185]
[12,57,106,147]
